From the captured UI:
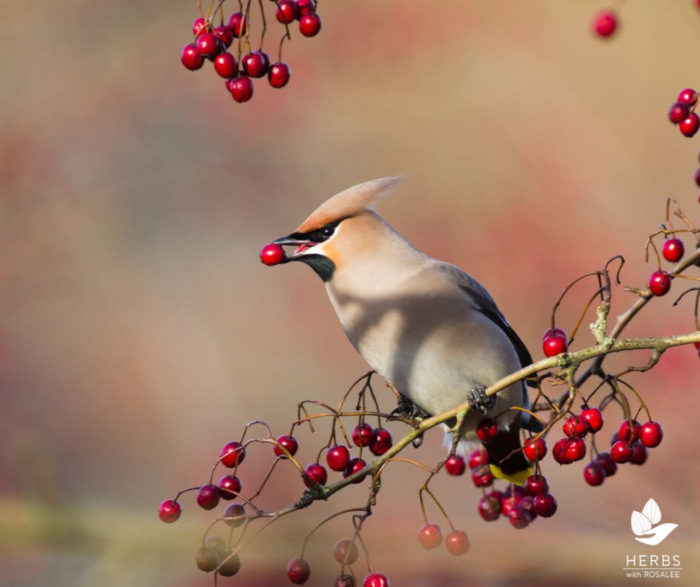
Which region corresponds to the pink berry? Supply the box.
[610,440,633,463]
[268,62,291,89]
[218,474,242,499]
[542,328,568,356]
[592,10,618,38]
[581,407,604,432]
[276,0,299,24]
[196,32,221,58]
[370,428,392,456]
[260,243,286,266]
[640,420,663,448]
[524,474,549,496]
[363,573,390,587]
[192,17,208,36]
[523,437,547,462]
[343,458,368,483]
[630,442,648,465]
[242,51,269,78]
[662,239,684,263]
[158,499,181,523]
[468,448,488,469]
[583,462,605,486]
[196,484,221,510]
[220,441,246,467]
[565,437,586,462]
[594,451,617,476]
[669,102,689,124]
[533,493,558,518]
[649,270,671,296]
[214,25,234,48]
[680,113,700,138]
[299,13,322,37]
[274,434,299,458]
[181,43,204,71]
[471,464,494,488]
[619,419,641,442]
[227,76,254,103]
[445,530,470,555]
[352,423,375,447]
[477,494,501,521]
[227,12,247,37]
[678,88,698,107]
[304,463,327,487]
[214,52,237,78]
[223,503,246,527]
[418,524,442,550]
[445,454,466,476]
[326,445,351,471]
[296,0,317,16]
[287,557,311,584]
[333,538,359,564]
[476,418,498,442]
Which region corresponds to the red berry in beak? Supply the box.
[260,243,286,266]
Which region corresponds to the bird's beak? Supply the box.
[272,234,319,258]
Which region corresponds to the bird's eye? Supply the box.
[320,225,335,239]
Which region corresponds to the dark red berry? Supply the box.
[195,546,219,572]
[220,441,246,467]
[192,17,208,36]
[619,419,641,442]
[227,12,247,37]
[508,506,531,530]
[268,62,291,89]
[592,10,618,38]
[594,451,617,476]
[583,462,605,486]
[678,88,698,107]
[669,102,690,124]
[260,243,286,266]
[566,437,586,462]
[335,577,356,587]
[533,493,558,518]
[553,438,571,464]
[352,423,375,447]
[228,76,254,103]
[223,503,246,528]
[181,43,204,71]
[524,474,549,496]
[343,458,367,483]
[214,25,234,48]
[242,51,269,78]
[363,573,390,587]
[196,32,220,58]
[649,270,671,296]
[581,407,604,432]
[695,168,700,188]
[639,421,663,448]
[563,415,588,438]
[543,329,568,356]
[197,484,221,510]
[418,524,442,550]
[214,52,237,79]
[218,552,241,577]
[630,442,648,465]
[471,464,494,488]
[477,494,501,521]
[468,448,488,469]
[610,440,633,463]
[523,437,547,461]
[299,13,322,37]
[370,428,392,456]
[218,474,242,499]
[519,496,537,520]
[296,0,316,16]
[326,445,351,472]
[287,557,311,585]
[158,499,182,523]
[445,454,466,476]
[304,463,327,487]
[662,239,684,263]
[680,113,700,138]
[501,496,520,518]
[276,0,299,24]
[476,418,498,442]
[333,538,359,564]
[445,530,470,555]
[274,434,299,458]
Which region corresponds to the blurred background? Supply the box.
[1,0,699,585]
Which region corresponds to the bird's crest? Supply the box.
[295,176,402,233]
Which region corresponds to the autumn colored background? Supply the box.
[1,0,699,585]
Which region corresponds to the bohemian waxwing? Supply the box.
[269,177,540,484]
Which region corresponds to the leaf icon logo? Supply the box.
[642,498,661,525]
[631,511,651,535]
[631,498,678,545]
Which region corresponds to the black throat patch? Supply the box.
[295,255,336,282]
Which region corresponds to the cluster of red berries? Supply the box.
[668,88,699,138]
[591,9,618,38]
[180,0,322,103]
[444,447,494,488]
[648,235,687,297]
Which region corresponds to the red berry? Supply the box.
[581,407,604,432]
[214,52,237,78]
[260,243,286,266]
[352,423,375,447]
[299,13,322,37]
[218,474,242,499]
[220,441,246,467]
[524,474,549,496]
[326,445,351,471]
[583,462,605,486]
[218,552,241,577]
[196,33,221,58]
[592,10,618,38]
[468,449,488,469]
[680,113,700,138]
[445,454,466,476]
[662,239,684,263]
[228,76,254,103]
[335,574,355,587]
[344,458,368,483]
[649,270,671,296]
[523,437,547,462]
[276,0,299,24]
[519,496,537,520]
[476,418,498,442]
[418,524,443,550]
[333,538,359,564]
[553,438,571,464]
[223,503,246,527]
[508,505,532,529]
[565,437,586,462]
[630,442,648,465]
[563,415,588,438]
[227,12,247,37]
[274,434,299,458]
[192,17,208,36]
[640,420,663,448]
[695,169,700,188]
[296,0,317,16]
[214,25,234,48]
[501,496,521,517]
[594,451,617,476]
[242,51,269,78]
[158,499,182,523]
[618,419,641,442]
[477,494,501,521]
[287,557,311,584]
[542,329,568,356]
[610,440,633,463]
[533,493,558,518]
[304,463,327,487]
[181,43,204,71]
[471,464,494,488]
[669,102,690,124]
[370,428,392,456]
[195,546,219,572]
[678,88,698,107]
[363,573,390,587]
[196,484,221,510]
[445,530,470,555]
[268,62,291,89]
[696,341,700,356]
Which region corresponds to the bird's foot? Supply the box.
[389,394,425,423]
[467,385,496,414]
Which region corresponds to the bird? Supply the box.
[266,177,540,485]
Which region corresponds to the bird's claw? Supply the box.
[467,385,495,414]
[389,395,424,422]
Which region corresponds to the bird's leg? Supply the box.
[467,385,496,414]
[387,383,424,422]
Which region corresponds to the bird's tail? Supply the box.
[484,426,532,486]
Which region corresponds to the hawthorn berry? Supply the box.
[523,437,547,462]
[640,420,663,448]
[158,499,182,523]
[299,13,322,37]
[335,576,356,587]
[619,419,641,442]
[206,535,227,557]
[553,438,572,464]
[196,32,221,58]
[214,52,237,79]
[563,415,588,438]
[197,485,221,510]
[333,538,359,564]
[223,503,246,527]
[471,464,494,488]
[669,103,689,124]
[260,243,286,266]
[287,557,311,584]
[276,0,299,24]
[370,428,392,456]
[501,496,521,517]
[565,437,586,462]
[519,496,537,520]
[218,474,242,499]
[592,10,618,38]
[662,239,684,263]
[680,113,700,138]
[468,448,488,469]
[678,88,698,107]
[508,506,531,529]
[524,474,549,496]
[218,552,242,577]
[195,546,219,572]
[214,25,234,48]
[648,270,671,296]
[445,530,470,555]
[326,445,351,471]
[418,524,443,550]
[581,407,604,432]
[242,51,269,78]
[296,0,317,16]
[445,454,466,476]
[533,493,558,518]
[542,328,568,356]
[363,573,390,587]
[220,440,246,467]
[344,458,367,483]
[476,418,498,442]
[630,442,648,465]
[594,451,617,476]
[228,76,254,103]
[695,168,700,188]
[274,434,299,458]
[583,462,605,486]
[181,43,204,71]
[352,423,375,447]
[478,494,501,521]
[610,440,633,463]
[228,12,247,37]
[268,62,292,89]
[192,17,208,37]
[304,463,328,487]
[695,341,700,356]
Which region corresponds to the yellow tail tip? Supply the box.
[489,464,533,486]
